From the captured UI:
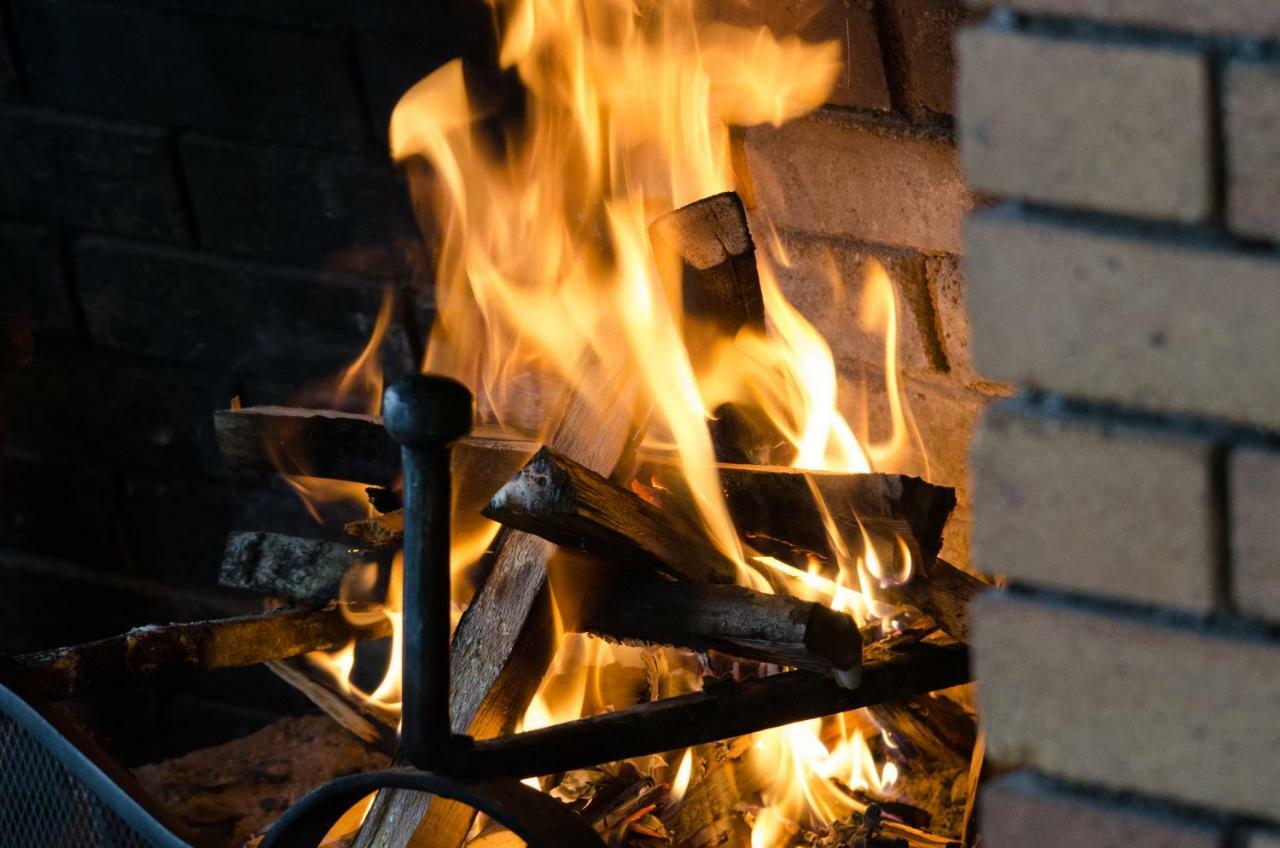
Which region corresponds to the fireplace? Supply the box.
[5,0,1273,846]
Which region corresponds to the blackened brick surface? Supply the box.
[76,237,387,378]
[0,9,21,96]
[180,135,419,277]
[0,219,72,335]
[6,341,224,471]
[358,33,456,140]
[13,0,367,149]
[0,454,130,570]
[0,104,189,240]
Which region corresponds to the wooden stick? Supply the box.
[866,693,976,767]
[10,605,390,700]
[485,446,739,584]
[266,656,400,754]
[552,556,861,685]
[354,348,641,848]
[462,639,969,779]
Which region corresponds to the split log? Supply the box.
[220,531,374,603]
[462,639,969,779]
[867,693,976,768]
[215,405,535,506]
[641,458,956,570]
[10,605,391,700]
[874,559,985,643]
[485,446,738,584]
[354,349,641,848]
[134,714,390,848]
[552,556,860,685]
[266,656,399,754]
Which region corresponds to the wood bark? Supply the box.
[485,446,738,584]
[220,531,372,603]
[11,605,390,700]
[461,639,969,779]
[354,349,640,848]
[874,559,986,643]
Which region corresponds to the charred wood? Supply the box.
[10,605,390,700]
[874,559,985,643]
[485,446,739,585]
[553,555,861,685]
[866,693,976,768]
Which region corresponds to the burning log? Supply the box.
[354,352,641,848]
[485,446,739,584]
[215,405,535,501]
[641,458,956,571]
[266,656,400,754]
[220,531,375,603]
[552,555,861,685]
[874,559,985,644]
[462,638,969,779]
[866,694,976,768]
[9,605,390,700]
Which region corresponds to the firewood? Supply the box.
[220,531,373,603]
[641,458,956,571]
[866,693,976,768]
[485,447,739,585]
[354,350,641,848]
[265,656,399,754]
[133,714,390,848]
[215,405,535,494]
[10,605,391,700]
[874,559,985,643]
[552,555,861,685]
[461,638,968,779]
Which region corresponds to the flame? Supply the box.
[299,1,934,842]
[669,748,695,806]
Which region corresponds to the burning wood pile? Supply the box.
[1,2,992,846]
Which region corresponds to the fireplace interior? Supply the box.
[3,0,1277,846]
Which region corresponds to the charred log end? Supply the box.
[482,445,576,520]
[898,476,958,566]
[803,604,863,688]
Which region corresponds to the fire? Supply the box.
[298,0,934,844]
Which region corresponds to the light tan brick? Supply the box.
[974,590,1280,819]
[958,27,1211,221]
[964,209,1280,429]
[983,772,1224,848]
[1231,448,1280,624]
[966,0,1280,39]
[744,113,970,253]
[1226,60,1280,241]
[972,404,1216,610]
[763,230,935,374]
[926,254,979,385]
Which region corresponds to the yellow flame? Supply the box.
[669,748,694,806]
[305,1,933,842]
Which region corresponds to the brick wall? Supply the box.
[960,3,1280,843]
[0,0,989,757]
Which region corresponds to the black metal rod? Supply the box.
[382,374,473,771]
[460,641,970,779]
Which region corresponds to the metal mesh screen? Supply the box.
[0,709,153,848]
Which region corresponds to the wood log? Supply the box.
[462,639,969,779]
[641,458,956,570]
[866,693,976,768]
[266,656,400,754]
[215,405,535,501]
[485,446,739,585]
[354,349,640,848]
[552,555,860,685]
[134,714,390,848]
[220,531,373,603]
[874,559,985,643]
[10,605,391,700]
